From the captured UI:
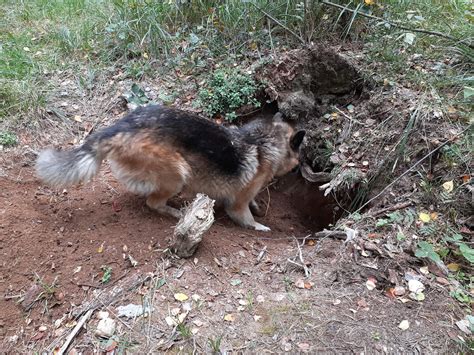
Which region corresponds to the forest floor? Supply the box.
[1,1,472,353]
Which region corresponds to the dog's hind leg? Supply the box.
[146,184,183,219]
[249,199,265,217]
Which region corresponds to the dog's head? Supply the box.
[239,114,306,177]
[273,123,306,177]
[269,113,305,177]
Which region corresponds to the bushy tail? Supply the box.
[35,145,102,187]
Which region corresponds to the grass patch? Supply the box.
[0,131,18,147]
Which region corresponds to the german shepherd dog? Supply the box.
[36,105,305,232]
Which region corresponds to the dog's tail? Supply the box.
[36,136,106,187]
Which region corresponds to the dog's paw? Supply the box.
[254,223,271,232]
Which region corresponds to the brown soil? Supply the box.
[0,160,466,353]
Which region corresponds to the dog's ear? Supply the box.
[290,130,306,150]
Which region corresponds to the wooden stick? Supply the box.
[321,0,473,49]
[367,201,413,218]
[313,229,347,240]
[57,309,93,355]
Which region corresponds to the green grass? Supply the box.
[0,0,472,126]
[361,0,473,106]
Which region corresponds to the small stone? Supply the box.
[95,318,116,338]
[408,279,425,294]
[398,320,410,331]
[38,325,47,332]
[393,286,406,296]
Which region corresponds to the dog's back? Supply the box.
[36,105,305,231]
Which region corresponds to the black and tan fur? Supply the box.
[36,105,305,231]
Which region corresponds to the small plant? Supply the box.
[0,131,18,147]
[101,266,113,284]
[177,322,192,339]
[197,69,260,121]
[245,290,254,311]
[208,335,223,354]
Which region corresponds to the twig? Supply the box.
[288,236,311,277]
[57,309,93,355]
[255,245,268,264]
[367,201,413,218]
[355,124,472,213]
[321,0,474,49]
[251,3,306,45]
[313,230,347,240]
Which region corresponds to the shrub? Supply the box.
[197,69,260,121]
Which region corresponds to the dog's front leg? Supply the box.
[226,176,271,231]
[226,203,270,232]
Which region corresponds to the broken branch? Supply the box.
[57,309,93,355]
[168,193,215,258]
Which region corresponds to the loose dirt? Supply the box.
[0,160,466,353]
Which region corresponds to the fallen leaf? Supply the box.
[304,281,313,289]
[456,319,471,335]
[174,293,189,302]
[442,180,454,193]
[224,313,235,322]
[333,299,341,305]
[430,212,438,221]
[192,319,204,327]
[436,277,450,285]
[230,279,242,287]
[165,316,176,327]
[418,212,431,223]
[295,279,305,289]
[366,278,377,291]
[253,315,262,322]
[357,298,368,308]
[98,242,105,253]
[398,320,410,330]
[297,343,310,352]
[408,279,425,294]
[386,288,396,298]
[307,240,315,246]
[394,286,406,296]
[142,52,149,59]
[447,263,460,272]
[72,115,82,122]
[403,32,416,45]
[419,266,429,275]
[461,175,471,183]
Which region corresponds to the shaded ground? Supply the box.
[0,160,467,353]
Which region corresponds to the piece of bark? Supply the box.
[71,273,150,318]
[168,193,215,258]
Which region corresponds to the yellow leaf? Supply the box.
[142,52,149,59]
[73,115,82,123]
[224,313,235,322]
[174,293,189,302]
[98,242,104,253]
[418,212,431,223]
[430,212,438,221]
[447,263,460,272]
[364,0,375,5]
[442,180,454,193]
